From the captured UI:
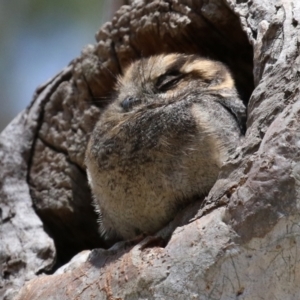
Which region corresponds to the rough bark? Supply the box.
[1,0,300,299]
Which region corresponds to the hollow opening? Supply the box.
[31,1,254,273]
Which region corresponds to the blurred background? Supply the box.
[0,0,124,131]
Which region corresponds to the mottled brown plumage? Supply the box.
[85,54,246,240]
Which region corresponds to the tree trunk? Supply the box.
[1,0,300,299]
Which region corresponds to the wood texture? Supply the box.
[1,0,300,299]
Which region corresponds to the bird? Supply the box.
[85,53,246,240]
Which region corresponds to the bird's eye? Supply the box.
[156,70,183,92]
[121,96,141,111]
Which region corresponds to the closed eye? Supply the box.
[155,70,184,92]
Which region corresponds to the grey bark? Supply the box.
[1,0,300,299]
